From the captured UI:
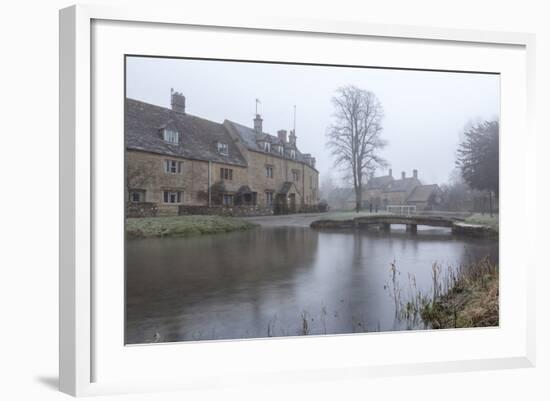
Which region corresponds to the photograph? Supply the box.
[124,55,500,344]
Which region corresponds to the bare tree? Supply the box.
[326,85,388,212]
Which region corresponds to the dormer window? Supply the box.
[264,142,271,152]
[163,128,179,144]
[217,142,229,155]
[290,149,296,159]
[275,145,283,155]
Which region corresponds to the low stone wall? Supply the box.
[178,204,274,217]
[126,202,158,218]
[451,222,498,238]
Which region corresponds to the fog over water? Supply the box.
[126,56,500,186]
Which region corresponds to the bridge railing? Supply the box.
[385,205,417,216]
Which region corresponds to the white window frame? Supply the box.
[163,128,179,144]
[265,165,273,178]
[165,159,183,174]
[220,167,233,180]
[217,142,229,155]
[162,190,182,204]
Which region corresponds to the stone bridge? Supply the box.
[310,214,497,237]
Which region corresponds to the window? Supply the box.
[292,170,299,181]
[264,142,271,152]
[129,189,145,202]
[275,145,283,155]
[220,167,233,180]
[165,160,183,174]
[217,142,229,155]
[163,129,179,144]
[163,190,182,204]
[265,165,273,178]
[222,194,234,206]
[290,149,296,159]
[266,191,274,207]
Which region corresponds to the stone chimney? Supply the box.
[253,114,263,135]
[413,169,418,179]
[389,168,393,177]
[289,129,297,146]
[401,171,406,179]
[277,129,287,143]
[170,89,186,113]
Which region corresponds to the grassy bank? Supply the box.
[386,257,499,329]
[126,215,258,238]
[421,258,499,329]
[464,213,499,232]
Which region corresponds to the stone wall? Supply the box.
[179,204,274,217]
[246,150,319,208]
[126,202,158,218]
[126,148,320,213]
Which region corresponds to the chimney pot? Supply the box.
[389,169,393,177]
[401,171,406,179]
[253,114,263,135]
[171,90,186,113]
[413,169,418,179]
[277,129,288,143]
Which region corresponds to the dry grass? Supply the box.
[420,258,499,329]
[386,257,499,329]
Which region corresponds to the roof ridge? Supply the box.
[126,97,224,126]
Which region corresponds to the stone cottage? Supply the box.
[353,169,441,211]
[125,91,319,216]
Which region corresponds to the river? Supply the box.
[125,225,498,344]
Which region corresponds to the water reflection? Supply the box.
[125,226,498,344]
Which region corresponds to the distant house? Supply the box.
[345,169,441,211]
[406,184,442,211]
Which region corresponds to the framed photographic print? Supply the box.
[60,4,536,397]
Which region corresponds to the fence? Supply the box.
[385,205,417,215]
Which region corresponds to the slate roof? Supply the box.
[407,184,440,202]
[125,98,247,167]
[383,177,421,193]
[279,181,300,195]
[225,120,314,167]
[365,175,394,190]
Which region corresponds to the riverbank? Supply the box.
[464,213,499,232]
[421,258,499,329]
[126,215,258,238]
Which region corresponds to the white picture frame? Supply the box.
[59,4,536,397]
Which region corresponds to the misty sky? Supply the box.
[126,56,500,186]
